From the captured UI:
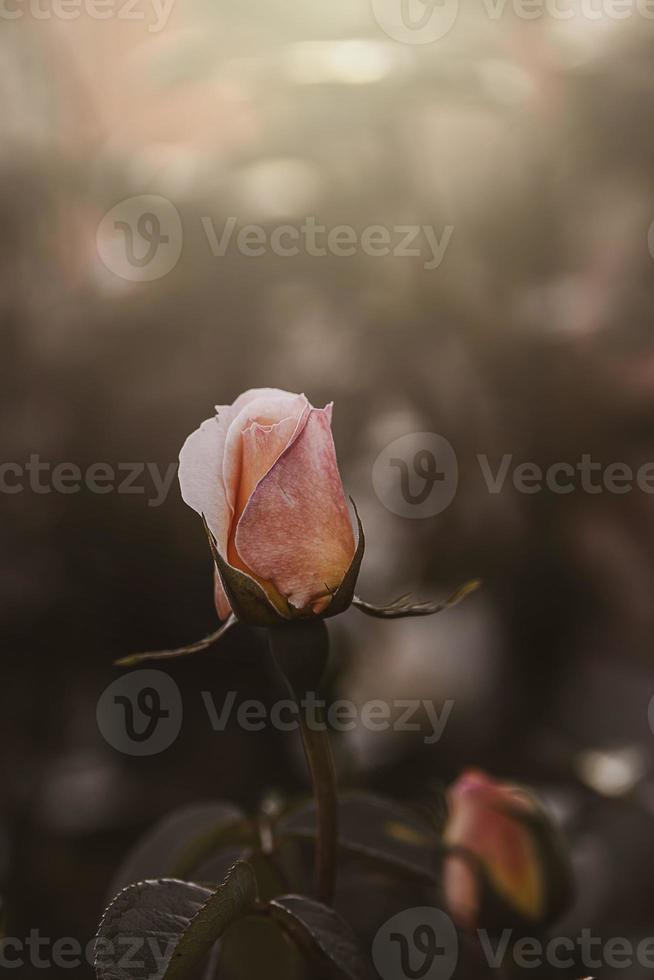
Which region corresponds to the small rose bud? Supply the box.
[178,388,361,626]
[443,770,572,931]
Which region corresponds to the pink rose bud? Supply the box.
[178,389,361,626]
[443,770,572,931]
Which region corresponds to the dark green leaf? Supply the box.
[268,895,372,980]
[277,794,440,882]
[95,862,257,980]
[108,804,251,897]
[211,914,308,980]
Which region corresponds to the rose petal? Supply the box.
[235,406,356,610]
[178,414,231,619]
[237,409,310,520]
[179,391,306,553]
[178,414,230,554]
[222,390,308,522]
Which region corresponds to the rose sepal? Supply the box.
[114,615,238,667]
[353,577,480,620]
[320,499,365,620]
[498,793,574,928]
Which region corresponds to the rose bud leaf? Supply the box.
[94,861,257,980]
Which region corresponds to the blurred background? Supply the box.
[3,0,654,976]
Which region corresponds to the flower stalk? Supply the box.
[295,700,338,904]
[268,620,338,904]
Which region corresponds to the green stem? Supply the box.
[297,703,338,904]
[268,620,338,905]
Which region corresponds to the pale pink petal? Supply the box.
[235,406,356,610]
[178,414,231,556]
[215,387,301,419]
[222,390,308,520]
[179,389,304,551]
[179,412,239,619]
[238,412,308,518]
